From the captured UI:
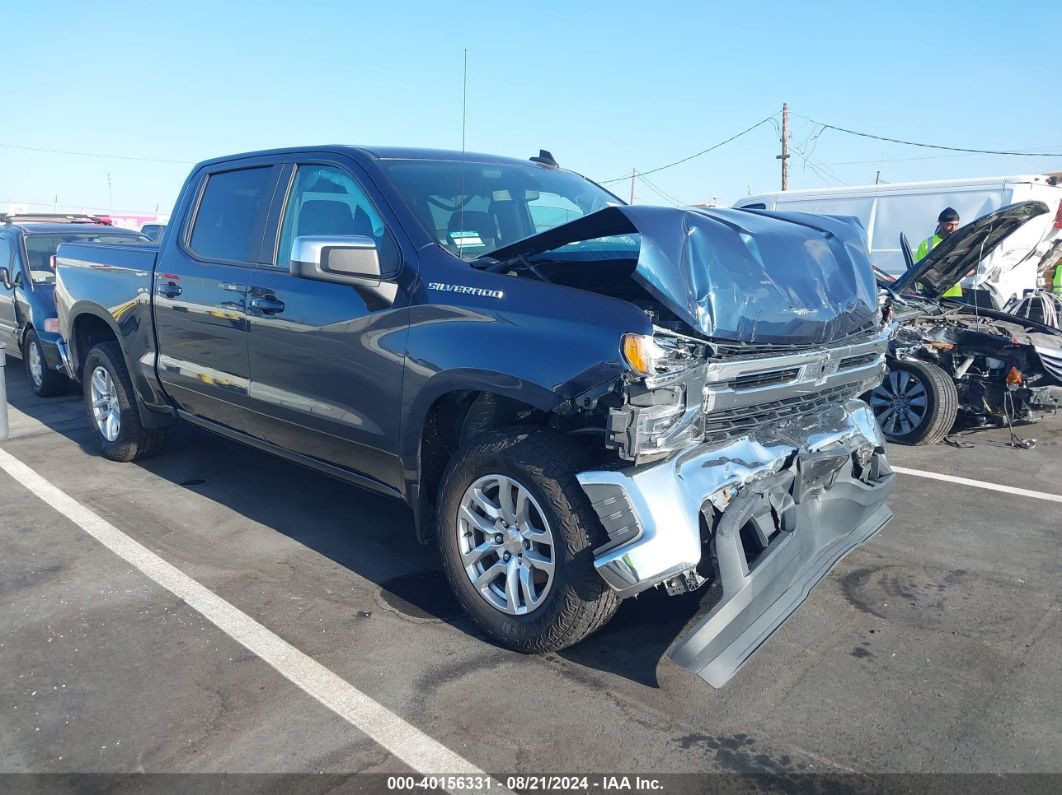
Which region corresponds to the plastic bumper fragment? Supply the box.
[578,399,895,687]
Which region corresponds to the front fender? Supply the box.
[397,275,650,540]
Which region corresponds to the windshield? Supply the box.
[24,231,148,283]
[380,159,622,260]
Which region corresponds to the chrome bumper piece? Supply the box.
[56,338,76,380]
[578,399,895,687]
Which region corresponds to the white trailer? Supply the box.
[735,176,1062,309]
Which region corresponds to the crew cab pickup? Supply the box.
[55,146,896,686]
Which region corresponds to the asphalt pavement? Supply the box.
[1,359,1060,786]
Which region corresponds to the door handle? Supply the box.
[158,281,182,299]
[250,295,285,314]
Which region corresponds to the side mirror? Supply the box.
[0,267,12,289]
[290,235,382,284]
[289,235,397,308]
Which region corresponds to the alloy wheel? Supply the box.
[89,366,121,442]
[27,340,43,388]
[870,369,929,436]
[457,474,556,616]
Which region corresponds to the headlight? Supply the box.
[621,333,666,376]
[622,330,707,378]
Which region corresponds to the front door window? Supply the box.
[276,165,397,274]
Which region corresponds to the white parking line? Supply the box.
[892,466,1062,504]
[0,446,501,787]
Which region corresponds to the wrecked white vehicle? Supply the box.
[872,202,1062,445]
[480,205,896,685]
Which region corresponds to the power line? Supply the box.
[0,142,192,164]
[791,141,852,188]
[599,114,778,184]
[823,146,1062,166]
[794,115,1062,157]
[637,173,685,206]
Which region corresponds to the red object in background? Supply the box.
[98,214,164,231]
[1054,199,1062,229]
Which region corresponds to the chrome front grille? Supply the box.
[839,352,880,370]
[700,325,892,415]
[728,367,801,391]
[703,384,861,442]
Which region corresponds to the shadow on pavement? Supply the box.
[3,364,701,687]
[558,585,712,688]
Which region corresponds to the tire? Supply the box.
[23,330,70,397]
[82,342,165,462]
[436,428,620,653]
[868,359,958,446]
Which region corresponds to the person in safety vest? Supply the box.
[916,207,963,298]
[1053,255,1062,296]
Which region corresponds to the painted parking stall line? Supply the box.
[0,446,504,790]
[892,466,1062,504]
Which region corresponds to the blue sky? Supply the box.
[4,0,1060,216]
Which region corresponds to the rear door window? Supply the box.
[188,167,273,262]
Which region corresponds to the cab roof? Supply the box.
[194,145,544,171]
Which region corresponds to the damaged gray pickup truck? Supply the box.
[54,147,894,686]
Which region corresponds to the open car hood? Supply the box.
[484,206,880,346]
[893,201,1049,299]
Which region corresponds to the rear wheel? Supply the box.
[868,359,958,445]
[436,428,620,653]
[23,330,69,397]
[82,342,165,461]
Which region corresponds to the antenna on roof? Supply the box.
[461,49,468,154]
[530,150,559,168]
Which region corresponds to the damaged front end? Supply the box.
[578,326,894,687]
[889,300,1062,422]
[486,205,896,686]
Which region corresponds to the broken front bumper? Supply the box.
[577,399,894,687]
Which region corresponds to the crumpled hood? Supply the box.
[893,201,1049,299]
[485,205,880,346]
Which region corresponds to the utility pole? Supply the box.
[777,102,790,191]
[629,169,636,204]
[875,170,881,185]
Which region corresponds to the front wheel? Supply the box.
[868,359,958,445]
[436,429,620,653]
[82,342,165,462]
[23,330,70,397]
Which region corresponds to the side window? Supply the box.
[188,167,273,262]
[276,165,399,274]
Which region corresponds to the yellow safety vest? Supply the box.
[915,234,963,298]
[1054,257,1062,295]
